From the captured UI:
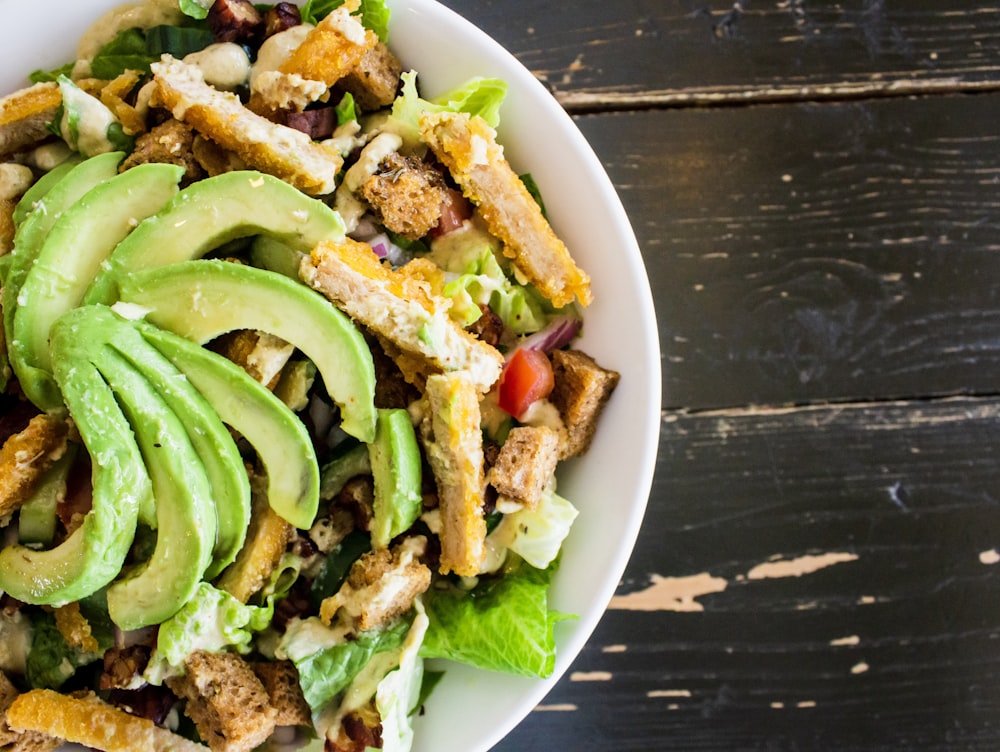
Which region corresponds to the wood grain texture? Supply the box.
[569,92,1000,410]
[437,0,1000,109]
[495,397,1000,751]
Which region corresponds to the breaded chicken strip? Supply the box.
[151,55,342,195]
[301,238,503,392]
[420,111,592,308]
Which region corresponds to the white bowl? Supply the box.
[0,1,660,750]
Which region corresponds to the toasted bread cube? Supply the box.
[420,111,592,309]
[487,425,560,510]
[0,83,61,158]
[6,689,205,752]
[549,349,620,458]
[358,152,447,241]
[336,41,403,112]
[422,373,488,576]
[250,661,312,728]
[167,652,276,752]
[151,55,343,195]
[0,413,70,519]
[320,536,430,631]
[120,118,204,181]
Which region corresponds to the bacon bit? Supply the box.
[286,107,338,139]
[208,0,265,44]
[264,2,302,38]
[431,187,472,237]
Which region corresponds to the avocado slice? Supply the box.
[84,170,346,305]
[17,445,77,546]
[10,162,184,410]
[136,319,320,530]
[118,260,377,443]
[89,308,251,578]
[94,347,217,629]
[2,151,122,396]
[0,344,149,605]
[12,156,81,227]
[368,408,423,549]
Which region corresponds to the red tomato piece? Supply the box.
[498,348,555,419]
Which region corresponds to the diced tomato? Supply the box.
[498,348,555,419]
[431,188,473,237]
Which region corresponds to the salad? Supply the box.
[0,1,621,751]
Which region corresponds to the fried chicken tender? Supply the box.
[0,414,70,520]
[151,55,343,195]
[420,111,592,308]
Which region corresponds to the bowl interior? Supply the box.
[0,2,660,750]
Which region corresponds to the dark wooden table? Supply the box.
[438,2,1000,750]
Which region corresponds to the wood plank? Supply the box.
[438,0,1000,109]
[567,92,1000,410]
[495,396,1000,750]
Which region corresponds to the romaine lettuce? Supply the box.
[280,614,412,713]
[419,558,571,678]
[388,71,507,146]
[375,602,429,752]
[300,0,391,41]
[490,488,579,570]
[144,582,272,684]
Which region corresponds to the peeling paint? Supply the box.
[851,661,870,674]
[979,548,1000,565]
[570,671,612,682]
[648,689,692,698]
[746,552,858,580]
[602,644,627,653]
[797,700,817,708]
[771,701,785,709]
[830,635,861,646]
[609,573,728,612]
[534,704,578,712]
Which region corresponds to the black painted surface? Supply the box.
[437,2,1000,751]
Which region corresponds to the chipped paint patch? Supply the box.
[648,689,692,699]
[851,661,870,674]
[830,635,861,646]
[979,548,1000,565]
[858,595,877,605]
[796,700,817,708]
[746,552,858,580]
[770,701,785,709]
[609,573,728,612]
[570,671,612,682]
[534,704,578,712]
[602,644,627,653]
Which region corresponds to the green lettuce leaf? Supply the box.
[144,582,272,684]
[388,71,507,146]
[25,611,101,690]
[280,614,412,713]
[489,488,579,570]
[300,0,391,42]
[428,225,556,334]
[419,558,571,678]
[178,0,212,20]
[375,603,429,752]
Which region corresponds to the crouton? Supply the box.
[5,689,205,752]
[278,1,377,89]
[1,198,15,256]
[52,602,99,654]
[0,83,61,159]
[0,673,60,751]
[216,476,293,604]
[549,349,620,458]
[336,41,403,112]
[320,536,430,631]
[151,55,343,195]
[421,373,487,576]
[0,414,70,519]
[120,119,205,182]
[211,330,294,389]
[166,652,276,752]
[191,135,247,177]
[420,111,592,309]
[487,425,560,510]
[358,152,447,241]
[250,661,311,728]
[302,239,503,392]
